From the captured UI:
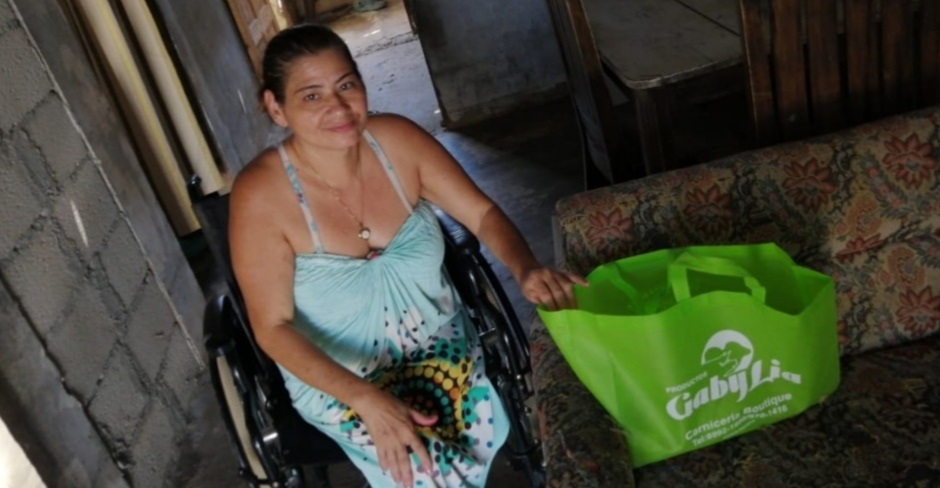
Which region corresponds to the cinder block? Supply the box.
[0,0,15,37]
[54,161,119,259]
[129,401,177,488]
[100,220,147,308]
[124,276,174,381]
[1,222,79,334]
[0,26,53,132]
[45,284,119,401]
[0,279,35,382]
[92,458,130,488]
[0,140,44,258]
[164,259,206,341]
[160,325,204,412]
[54,459,93,488]
[13,128,56,195]
[88,349,148,445]
[0,281,122,488]
[22,94,88,183]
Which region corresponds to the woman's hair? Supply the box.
[260,24,361,102]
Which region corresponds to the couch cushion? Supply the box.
[630,333,940,487]
[554,107,940,354]
[819,233,940,354]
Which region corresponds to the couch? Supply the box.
[530,106,940,487]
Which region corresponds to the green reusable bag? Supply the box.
[538,243,840,467]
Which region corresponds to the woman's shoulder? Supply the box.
[365,113,433,143]
[231,146,288,209]
[364,113,440,158]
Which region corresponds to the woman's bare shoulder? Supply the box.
[365,113,442,166]
[366,113,434,145]
[231,147,287,211]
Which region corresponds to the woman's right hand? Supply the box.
[351,388,438,487]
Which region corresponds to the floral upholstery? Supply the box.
[532,106,940,486]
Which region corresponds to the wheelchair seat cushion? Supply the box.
[273,136,512,487]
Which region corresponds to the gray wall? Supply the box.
[410,0,567,127]
[1,1,204,486]
[13,0,205,340]
[149,0,271,175]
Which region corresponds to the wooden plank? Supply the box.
[867,0,884,116]
[771,0,809,141]
[245,0,275,43]
[806,0,842,132]
[844,0,873,123]
[247,0,267,14]
[739,0,777,144]
[304,0,318,22]
[920,0,940,104]
[583,0,741,88]
[677,0,741,34]
[232,0,254,21]
[634,87,674,174]
[898,0,917,109]
[547,0,632,183]
[881,0,915,113]
[225,0,263,77]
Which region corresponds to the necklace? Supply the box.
[295,146,371,241]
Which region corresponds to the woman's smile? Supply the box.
[327,121,358,133]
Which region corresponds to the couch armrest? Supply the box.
[531,314,635,487]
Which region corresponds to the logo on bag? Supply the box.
[665,330,801,421]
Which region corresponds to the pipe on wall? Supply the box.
[73,0,199,235]
[118,0,226,196]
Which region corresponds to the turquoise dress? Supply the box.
[275,131,509,487]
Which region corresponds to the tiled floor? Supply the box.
[176,1,751,486]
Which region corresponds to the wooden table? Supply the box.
[582,0,743,174]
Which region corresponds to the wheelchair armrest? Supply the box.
[433,207,479,256]
[203,293,237,357]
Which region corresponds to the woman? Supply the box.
[230,24,584,488]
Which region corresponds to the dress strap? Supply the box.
[277,144,324,253]
[363,130,413,215]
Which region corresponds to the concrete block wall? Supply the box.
[0,2,205,487]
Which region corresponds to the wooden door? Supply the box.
[226,0,293,78]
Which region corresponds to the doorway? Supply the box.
[325,0,443,134]
[224,0,443,135]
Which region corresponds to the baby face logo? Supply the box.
[666,330,801,421]
[701,330,754,377]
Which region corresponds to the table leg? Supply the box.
[633,87,674,175]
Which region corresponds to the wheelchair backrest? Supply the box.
[187,175,526,382]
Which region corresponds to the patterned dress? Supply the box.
[275,131,509,487]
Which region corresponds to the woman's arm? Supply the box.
[371,116,586,310]
[228,162,434,487]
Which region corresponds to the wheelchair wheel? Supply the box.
[465,256,544,487]
[213,352,305,488]
[216,354,268,483]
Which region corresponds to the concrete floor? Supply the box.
[175,1,751,486]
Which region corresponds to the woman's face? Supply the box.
[265,48,367,151]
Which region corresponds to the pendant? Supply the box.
[358,227,371,240]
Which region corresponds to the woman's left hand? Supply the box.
[518,267,588,311]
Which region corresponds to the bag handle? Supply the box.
[668,252,767,304]
[591,266,668,314]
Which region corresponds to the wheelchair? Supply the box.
[187,177,545,487]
